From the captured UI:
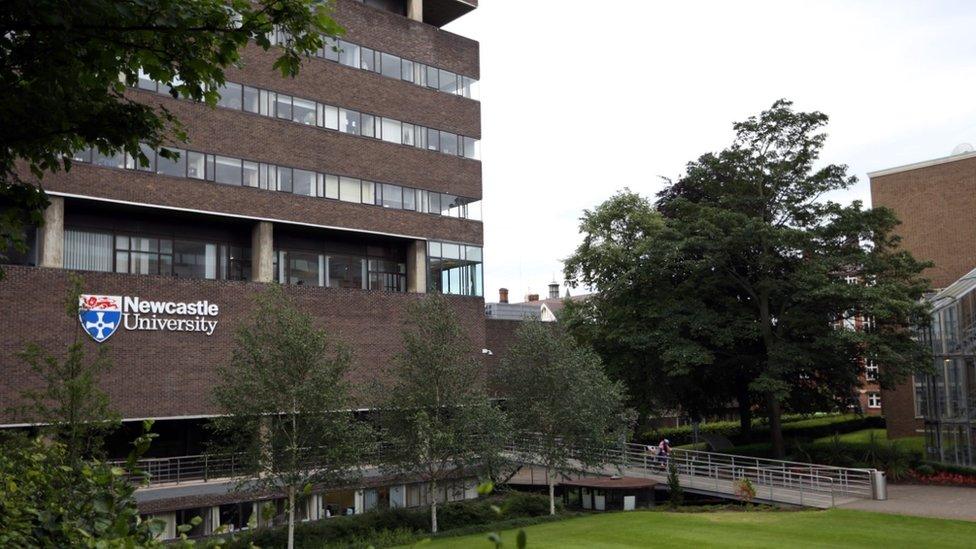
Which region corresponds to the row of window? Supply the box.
[64,229,251,281]
[70,146,483,221]
[269,30,479,100]
[275,250,406,293]
[135,74,480,160]
[428,241,483,297]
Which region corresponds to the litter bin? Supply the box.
[871,470,887,500]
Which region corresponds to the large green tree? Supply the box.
[567,100,931,457]
[210,286,371,549]
[373,294,509,534]
[497,320,632,515]
[0,0,342,270]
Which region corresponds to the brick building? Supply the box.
[0,0,492,538]
[869,149,976,440]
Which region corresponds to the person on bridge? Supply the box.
[658,438,671,468]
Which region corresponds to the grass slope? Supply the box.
[405,509,976,548]
[813,428,925,454]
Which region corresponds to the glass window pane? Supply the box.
[338,40,360,67]
[243,161,259,187]
[323,104,339,130]
[425,66,439,89]
[401,59,414,82]
[381,118,401,144]
[243,86,260,113]
[428,241,441,257]
[465,246,483,262]
[362,181,375,204]
[63,229,113,272]
[172,240,216,279]
[186,151,206,179]
[463,136,478,159]
[361,47,375,71]
[403,187,416,211]
[328,255,364,289]
[461,76,475,99]
[216,82,242,110]
[426,128,439,151]
[322,36,340,61]
[438,70,457,94]
[275,94,292,120]
[428,192,441,215]
[157,147,186,177]
[93,149,126,169]
[286,251,320,286]
[137,68,157,92]
[380,52,400,79]
[339,109,360,135]
[339,177,361,203]
[402,123,415,146]
[206,154,215,181]
[293,97,316,125]
[440,132,458,155]
[381,184,403,209]
[293,169,315,196]
[361,114,375,138]
[214,156,242,185]
[325,174,339,199]
[442,243,461,259]
[277,167,293,193]
[115,251,128,273]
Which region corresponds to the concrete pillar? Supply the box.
[251,221,274,282]
[407,0,423,22]
[406,240,427,293]
[39,195,64,268]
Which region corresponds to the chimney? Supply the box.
[548,282,559,300]
[498,288,509,304]
[527,293,540,302]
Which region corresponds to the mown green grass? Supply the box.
[402,509,976,548]
[814,428,925,454]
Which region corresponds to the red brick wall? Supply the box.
[0,266,486,422]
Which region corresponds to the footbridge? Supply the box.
[506,439,885,509]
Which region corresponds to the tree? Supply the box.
[210,286,371,549]
[497,320,632,515]
[567,100,932,458]
[373,293,509,533]
[12,274,120,462]
[0,0,343,273]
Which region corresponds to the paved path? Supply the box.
[839,484,976,521]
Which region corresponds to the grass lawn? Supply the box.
[814,428,925,454]
[404,509,976,548]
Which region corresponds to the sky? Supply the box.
[444,0,976,301]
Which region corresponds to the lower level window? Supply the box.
[427,241,483,297]
[276,250,405,292]
[867,392,881,409]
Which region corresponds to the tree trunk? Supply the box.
[429,482,438,533]
[548,473,556,516]
[287,485,296,549]
[766,392,785,459]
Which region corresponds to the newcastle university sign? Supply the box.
[78,294,220,343]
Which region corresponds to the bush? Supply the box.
[501,491,557,517]
[641,414,884,447]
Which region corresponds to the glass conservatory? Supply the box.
[915,268,976,466]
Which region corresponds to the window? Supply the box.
[116,235,172,276]
[380,52,400,79]
[157,147,187,178]
[438,69,457,94]
[867,392,881,409]
[137,69,157,91]
[276,166,293,193]
[428,241,483,297]
[321,104,339,130]
[425,65,439,89]
[865,360,879,382]
[275,93,293,120]
[381,118,401,144]
[173,240,218,279]
[426,128,440,151]
[214,156,242,185]
[324,174,339,199]
[440,131,458,156]
[361,47,376,71]
[243,161,259,187]
[283,251,321,286]
[368,259,405,292]
[402,123,415,146]
[293,98,316,125]
[93,149,126,169]
[216,82,242,110]
[462,137,479,159]
[380,184,402,209]
[339,177,361,203]
[401,59,414,82]
[328,255,364,289]
[338,40,360,67]
[362,181,375,204]
[339,109,360,135]
[293,169,316,197]
[64,229,112,272]
[403,188,416,211]
[187,151,207,179]
[321,36,340,62]
[243,86,260,113]
[361,114,375,138]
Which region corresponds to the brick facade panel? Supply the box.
[0,266,487,422]
[42,164,483,245]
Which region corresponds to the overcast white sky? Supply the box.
[444,1,976,301]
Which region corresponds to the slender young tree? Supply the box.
[0,0,344,275]
[497,320,632,515]
[373,293,508,533]
[210,286,371,549]
[13,274,120,462]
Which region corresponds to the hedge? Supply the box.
[641,414,885,446]
[226,491,558,549]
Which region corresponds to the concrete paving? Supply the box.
[838,484,976,522]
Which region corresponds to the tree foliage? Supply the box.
[497,320,632,515]
[210,285,371,549]
[373,293,509,534]
[566,100,932,457]
[0,0,343,272]
[11,274,120,462]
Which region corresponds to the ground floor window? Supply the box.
[275,250,405,292]
[427,241,483,297]
[867,392,881,409]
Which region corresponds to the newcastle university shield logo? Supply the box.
[79,295,123,343]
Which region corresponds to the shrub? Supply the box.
[734,478,756,503]
[501,491,556,518]
[641,414,884,447]
[667,460,683,509]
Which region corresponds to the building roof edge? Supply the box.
[867,150,976,179]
